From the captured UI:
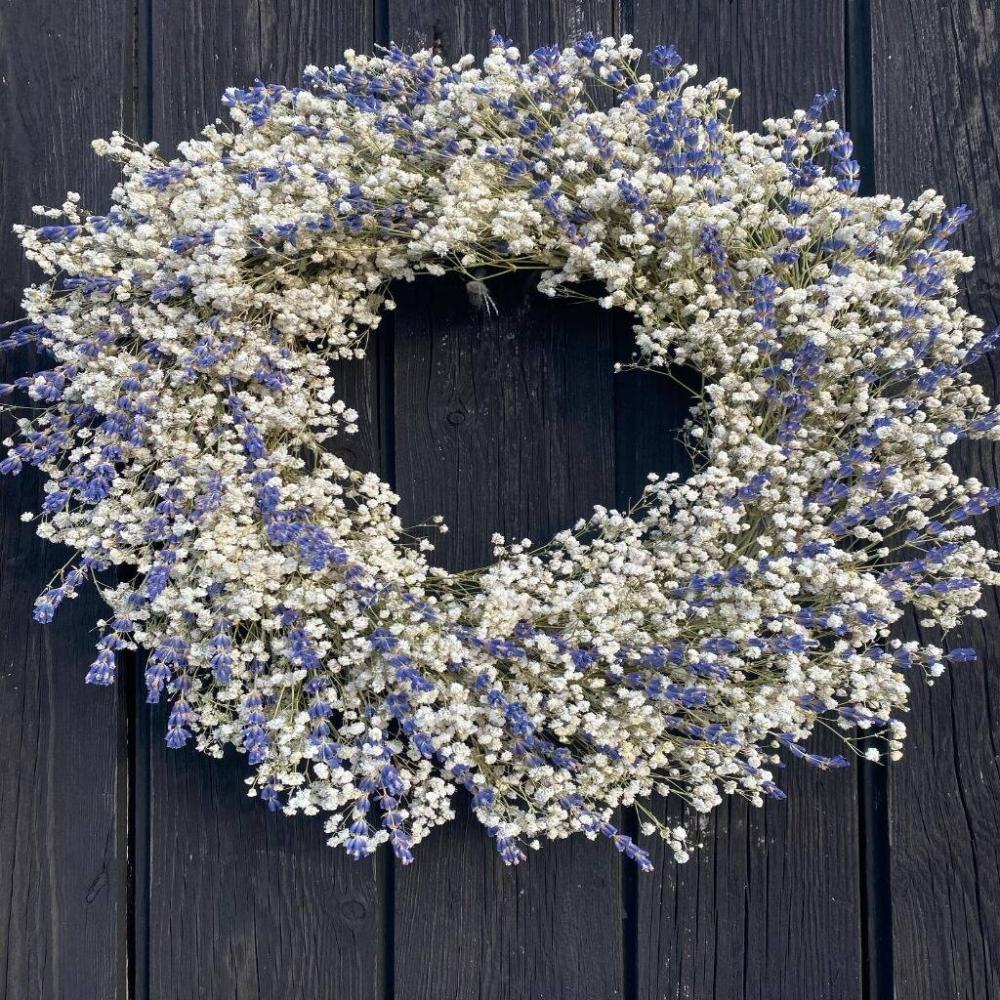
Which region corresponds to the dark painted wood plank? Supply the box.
[385,9,628,998]
[627,0,843,128]
[383,0,617,61]
[143,4,386,998]
[872,4,1000,998]
[0,2,134,997]
[622,6,865,999]
[389,239,622,1000]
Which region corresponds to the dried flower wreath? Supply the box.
[8,34,999,868]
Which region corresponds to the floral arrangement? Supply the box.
[7,33,999,870]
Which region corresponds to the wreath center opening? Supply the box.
[388,270,698,572]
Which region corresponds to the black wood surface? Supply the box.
[622,7,865,1000]
[0,2,997,999]
[872,4,1000,999]
[0,2,133,998]
[390,275,622,999]
[138,3,387,999]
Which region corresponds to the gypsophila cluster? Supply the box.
[8,34,1000,870]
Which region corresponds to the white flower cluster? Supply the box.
[9,34,1000,868]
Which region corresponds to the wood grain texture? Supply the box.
[383,0,616,59]
[872,4,1000,998]
[386,14,629,1000]
[622,5,865,999]
[143,3,386,998]
[389,271,624,998]
[629,0,845,128]
[143,730,384,1000]
[0,2,133,998]
[1,4,999,999]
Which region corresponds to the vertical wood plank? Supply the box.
[390,281,622,996]
[385,2,623,987]
[872,4,1000,998]
[622,5,865,999]
[143,4,387,998]
[0,1,133,997]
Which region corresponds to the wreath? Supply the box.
[8,34,999,869]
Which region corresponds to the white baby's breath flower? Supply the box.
[6,35,996,871]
